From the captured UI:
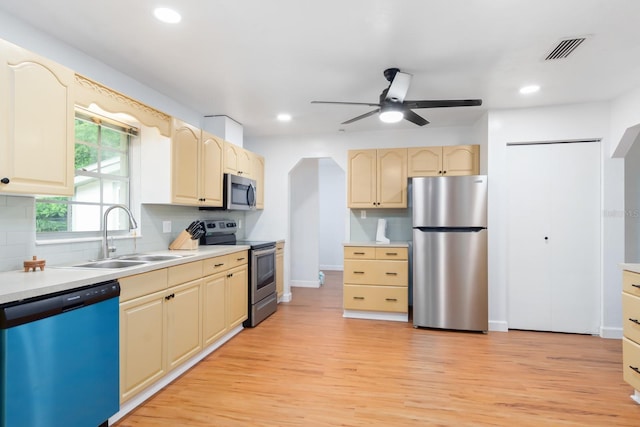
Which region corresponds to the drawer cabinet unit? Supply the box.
[343,245,408,321]
[622,269,640,402]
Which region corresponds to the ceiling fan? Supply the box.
[311,68,482,126]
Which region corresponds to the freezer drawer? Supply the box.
[413,228,488,331]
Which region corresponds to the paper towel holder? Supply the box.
[376,218,390,244]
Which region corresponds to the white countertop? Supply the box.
[621,263,640,274]
[343,241,410,248]
[0,245,249,304]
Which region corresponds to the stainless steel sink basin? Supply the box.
[117,254,188,262]
[72,260,149,269]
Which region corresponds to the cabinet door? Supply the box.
[276,242,284,300]
[407,147,442,177]
[377,148,407,208]
[120,291,166,403]
[223,141,240,174]
[200,131,223,207]
[171,118,200,205]
[253,153,265,209]
[0,40,74,196]
[347,149,377,208]
[202,272,227,346]
[166,279,203,371]
[227,265,248,329]
[442,145,479,176]
[237,148,252,177]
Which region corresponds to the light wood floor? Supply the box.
[115,271,639,426]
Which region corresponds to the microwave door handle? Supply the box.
[247,183,256,207]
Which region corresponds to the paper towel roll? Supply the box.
[376,218,390,243]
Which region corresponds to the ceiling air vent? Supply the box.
[545,37,586,60]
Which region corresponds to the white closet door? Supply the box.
[507,144,553,331]
[507,141,600,334]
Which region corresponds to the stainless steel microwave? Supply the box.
[223,173,257,211]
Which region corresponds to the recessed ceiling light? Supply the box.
[519,85,540,95]
[277,113,292,122]
[154,7,181,24]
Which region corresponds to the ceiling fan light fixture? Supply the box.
[379,104,404,123]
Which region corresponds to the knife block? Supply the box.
[169,230,199,250]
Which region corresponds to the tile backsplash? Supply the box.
[0,195,245,272]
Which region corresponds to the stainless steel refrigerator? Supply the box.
[412,175,488,332]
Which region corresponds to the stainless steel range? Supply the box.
[199,219,277,327]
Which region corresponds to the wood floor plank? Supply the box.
[115,271,640,426]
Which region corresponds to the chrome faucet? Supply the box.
[102,204,138,259]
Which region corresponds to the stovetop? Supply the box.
[199,219,275,249]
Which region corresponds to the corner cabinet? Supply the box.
[343,244,409,322]
[348,148,407,208]
[622,269,640,404]
[408,145,479,177]
[0,39,74,196]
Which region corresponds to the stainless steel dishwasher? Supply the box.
[0,280,120,427]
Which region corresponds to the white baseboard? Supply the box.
[489,320,508,332]
[109,324,244,425]
[290,279,320,288]
[600,326,623,339]
[319,265,343,271]
[343,310,408,322]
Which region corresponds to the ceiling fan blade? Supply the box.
[385,71,412,103]
[311,101,380,107]
[341,109,380,125]
[403,109,429,126]
[404,99,483,109]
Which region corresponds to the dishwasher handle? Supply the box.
[0,280,120,329]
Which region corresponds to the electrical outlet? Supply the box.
[162,221,171,233]
[361,210,366,219]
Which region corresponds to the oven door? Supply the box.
[251,246,276,303]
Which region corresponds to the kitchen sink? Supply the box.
[71,260,149,269]
[117,254,191,262]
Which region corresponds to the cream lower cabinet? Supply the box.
[0,38,74,196]
[202,251,248,346]
[622,270,640,398]
[343,245,408,321]
[276,241,285,301]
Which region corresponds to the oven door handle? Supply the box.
[252,247,275,257]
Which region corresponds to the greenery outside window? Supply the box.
[36,111,137,237]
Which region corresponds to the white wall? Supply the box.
[486,102,624,337]
[318,158,345,271]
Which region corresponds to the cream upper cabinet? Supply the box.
[142,119,223,207]
[348,148,407,208]
[252,152,265,209]
[408,145,479,177]
[0,39,74,196]
[223,141,252,177]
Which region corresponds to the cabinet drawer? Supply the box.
[229,250,249,268]
[343,285,407,313]
[623,337,640,391]
[344,260,407,286]
[375,247,408,260]
[344,247,375,259]
[119,269,168,302]
[623,292,640,343]
[168,261,203,286]
[202,255,229,277]
[623,270,640,297]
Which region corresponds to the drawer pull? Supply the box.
[386,252,398,256]
[385,272,398,276]
[629,318,640,326]
[633,284,640,289]
[237,257,246,261]
[353,296,365,300]
[214,263,225,267]
[354,252,366,255]
[630,365,640,375]
[385,298,398,302]
[353,271,365,274]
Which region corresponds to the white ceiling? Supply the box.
[2,0,640,138]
